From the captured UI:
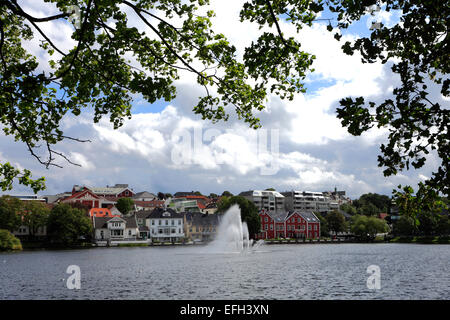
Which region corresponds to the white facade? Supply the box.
[94,217,138,241]
[283,191,340,213]
[241,190,285,214]
[146,215,184,242]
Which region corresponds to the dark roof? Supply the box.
[174,192,197,197]
[145,207,184,219]
[238,190,254,197]
[186,212,219,226]
[135,210,153,219]
[139,226,149,232]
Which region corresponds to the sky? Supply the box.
[0,1,444,199]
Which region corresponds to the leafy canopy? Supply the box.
[0,0,448,199]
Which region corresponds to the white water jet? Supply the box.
[205,204,264,253]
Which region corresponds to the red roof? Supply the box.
[62,189,100,202]
[89,208,120,218]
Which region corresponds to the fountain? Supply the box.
[205,204,264,253]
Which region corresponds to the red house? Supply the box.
[257,210,320,240]
[61,189,114,209]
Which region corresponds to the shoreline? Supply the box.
[11,235,449,251]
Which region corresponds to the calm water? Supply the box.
[1,243,449,300]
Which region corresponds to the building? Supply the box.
[201,202,218,215]
[282,190,339,213]
[184,212,220,242]
[133,199,165,211]
[257,210,320,239]
[132,191,157,201]
[169,198,202,213]
[239,190,285,214]
[60,189,115,209]
[144,207,185,243]
[72,184,135,201]
[93,215,139,241]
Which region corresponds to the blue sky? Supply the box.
[1,1,439,199]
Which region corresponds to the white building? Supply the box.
[239,190,285,214]
[144,207,185,242]
[282,191,339,213]
[93,216,139,241]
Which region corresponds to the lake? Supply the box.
[0,243,449,299]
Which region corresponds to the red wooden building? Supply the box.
[257,210,320,239]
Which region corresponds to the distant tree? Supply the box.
[116,198,134,215]
[340,203,357,216]
[164,193,173,199]
[326,210,347,236]
[394,216,417,236]
[209,193,218,199]
[157,192,165,200]
[265,188,276,191]
[315,212,329,237]
[350,215,389,241]
[436,215,450,236]
[217,196,260,238]
[194,191,203,196]
[353,193,391,215]
[0,196,23,232]
[47,204,93,245]
[357,203,379,216]
[21,201,50,239]
[393,184,447,230]
[68,202,91,215]
[221,191,233,197]
[417,212,438,236]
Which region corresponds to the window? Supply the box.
[178,220,181,225]
[265,225,268,230]
[287,225,291,231]
[171,220,174,225]
[298,218,301,223]
[128,230,131,235]
[308,225,312,230]
[270,225,273,230]
[264,217,268,222]
[152,220,155,225]
[165,220,168,226]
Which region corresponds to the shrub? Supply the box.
[0,229,22,251]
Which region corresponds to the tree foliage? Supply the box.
[325,210,346,235]
[0,0,448,198]
[217,195,260,237]
[47,203,92,244]
[116,197,134,215]
[21,201,50,237]
[350,214,389,241]
[0,195,23,232]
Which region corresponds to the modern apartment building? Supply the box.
[282,190,339,213]
[239,190,285,214]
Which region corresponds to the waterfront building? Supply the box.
[144,207,185,243]
[184,212,220,242]
[257,209,320,240]
[93,215,139,241]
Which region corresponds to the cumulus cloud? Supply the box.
[1,1,442,199]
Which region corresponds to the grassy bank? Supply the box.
[0,229,22,251]
[389,236,450,244]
